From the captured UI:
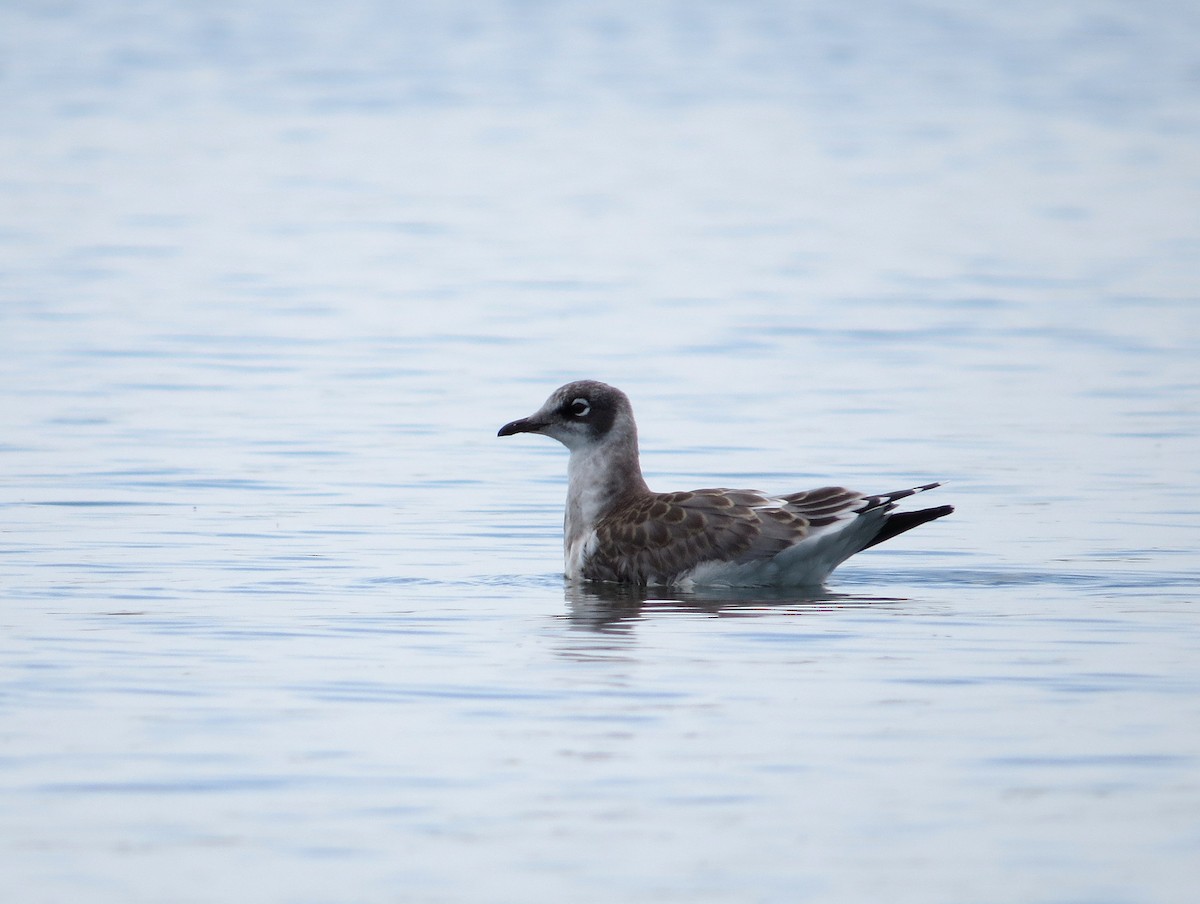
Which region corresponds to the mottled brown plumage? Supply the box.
[582,485,947,585]
[498,381,952,587]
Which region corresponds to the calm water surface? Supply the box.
[2,3,1199,903]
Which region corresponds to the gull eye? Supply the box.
[569,398,590,418]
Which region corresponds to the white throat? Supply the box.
[562,426,648,575]
[565,442,620,537]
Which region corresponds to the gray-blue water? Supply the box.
[3,3,1199,902]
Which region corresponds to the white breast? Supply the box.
[564,529,598,580]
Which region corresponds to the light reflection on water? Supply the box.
[3,1,1200,903]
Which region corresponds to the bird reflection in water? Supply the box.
[562,580,906,632]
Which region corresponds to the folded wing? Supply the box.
[586,486,872,583]
[584,483,950,585]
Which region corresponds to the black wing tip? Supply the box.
[863,503,953,550]
[859,482,945,513]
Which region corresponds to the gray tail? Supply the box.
[863,505,954,550]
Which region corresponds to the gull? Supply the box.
[498,380,953,587]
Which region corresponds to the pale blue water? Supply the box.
[2,3,1200,903]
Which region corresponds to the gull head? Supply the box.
[497,380,633,453]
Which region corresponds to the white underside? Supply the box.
[675,524,871,588]
[678,554,835,589]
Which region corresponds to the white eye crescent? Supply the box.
[569,398,590,417]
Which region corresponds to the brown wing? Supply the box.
[585,488,827,584]
[583,483,945,586]
[780,486,870,526]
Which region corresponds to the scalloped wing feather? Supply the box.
[582,486,877,584]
